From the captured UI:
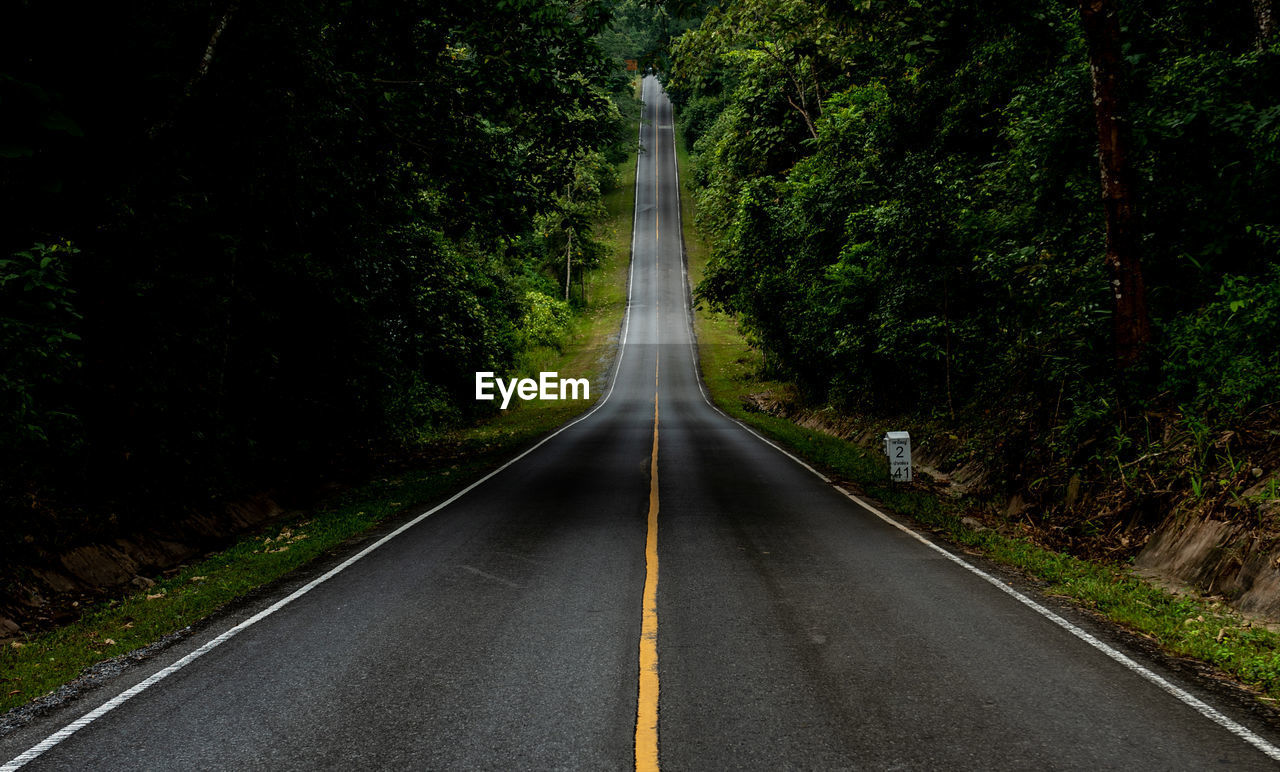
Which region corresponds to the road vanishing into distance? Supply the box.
[5,76,1280,771]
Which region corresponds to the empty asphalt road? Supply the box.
[4,76,1280,771]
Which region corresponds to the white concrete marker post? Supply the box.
[883,431,911,482]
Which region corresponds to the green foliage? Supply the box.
[1163,268,1280,419]
[671,0,1280,455]
[0,242,82,448]
[534,148,620,297]
[0,1,633,548]
[520,291,574,351]
[598,0,713,71]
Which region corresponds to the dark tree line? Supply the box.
[1,1,631,550]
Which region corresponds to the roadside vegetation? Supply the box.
[667,0,1280,552]
[0,109,639,716]
[1,2,632,590]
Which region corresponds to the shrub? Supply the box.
[0,241,82,448]
[520,291,572,352]
[1162,268,1280,420]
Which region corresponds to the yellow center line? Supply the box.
[636,354,660,772]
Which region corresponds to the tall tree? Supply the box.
[1078,0,1151,369]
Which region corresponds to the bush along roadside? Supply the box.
[675,122,1280,709]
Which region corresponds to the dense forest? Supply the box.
[667,0,1280,535]
[5,0,1280,572]
[1,1,635,555]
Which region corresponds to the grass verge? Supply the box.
[674,127,1280,704]
[0,122,641,718]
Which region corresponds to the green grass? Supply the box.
[674,125,1280,705]
[0,125,641,716]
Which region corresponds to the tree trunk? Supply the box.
[565,229,573,303]
[1253,0,1275,42]
[1079,0,1151,369]
[786,93,820,140]
[148,1,240,138]
[188,1,240,95]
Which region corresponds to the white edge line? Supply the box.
[667,85,831,490]
[1,87,652,772]
[829,483,1280,763]
[662,81,1280,764]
